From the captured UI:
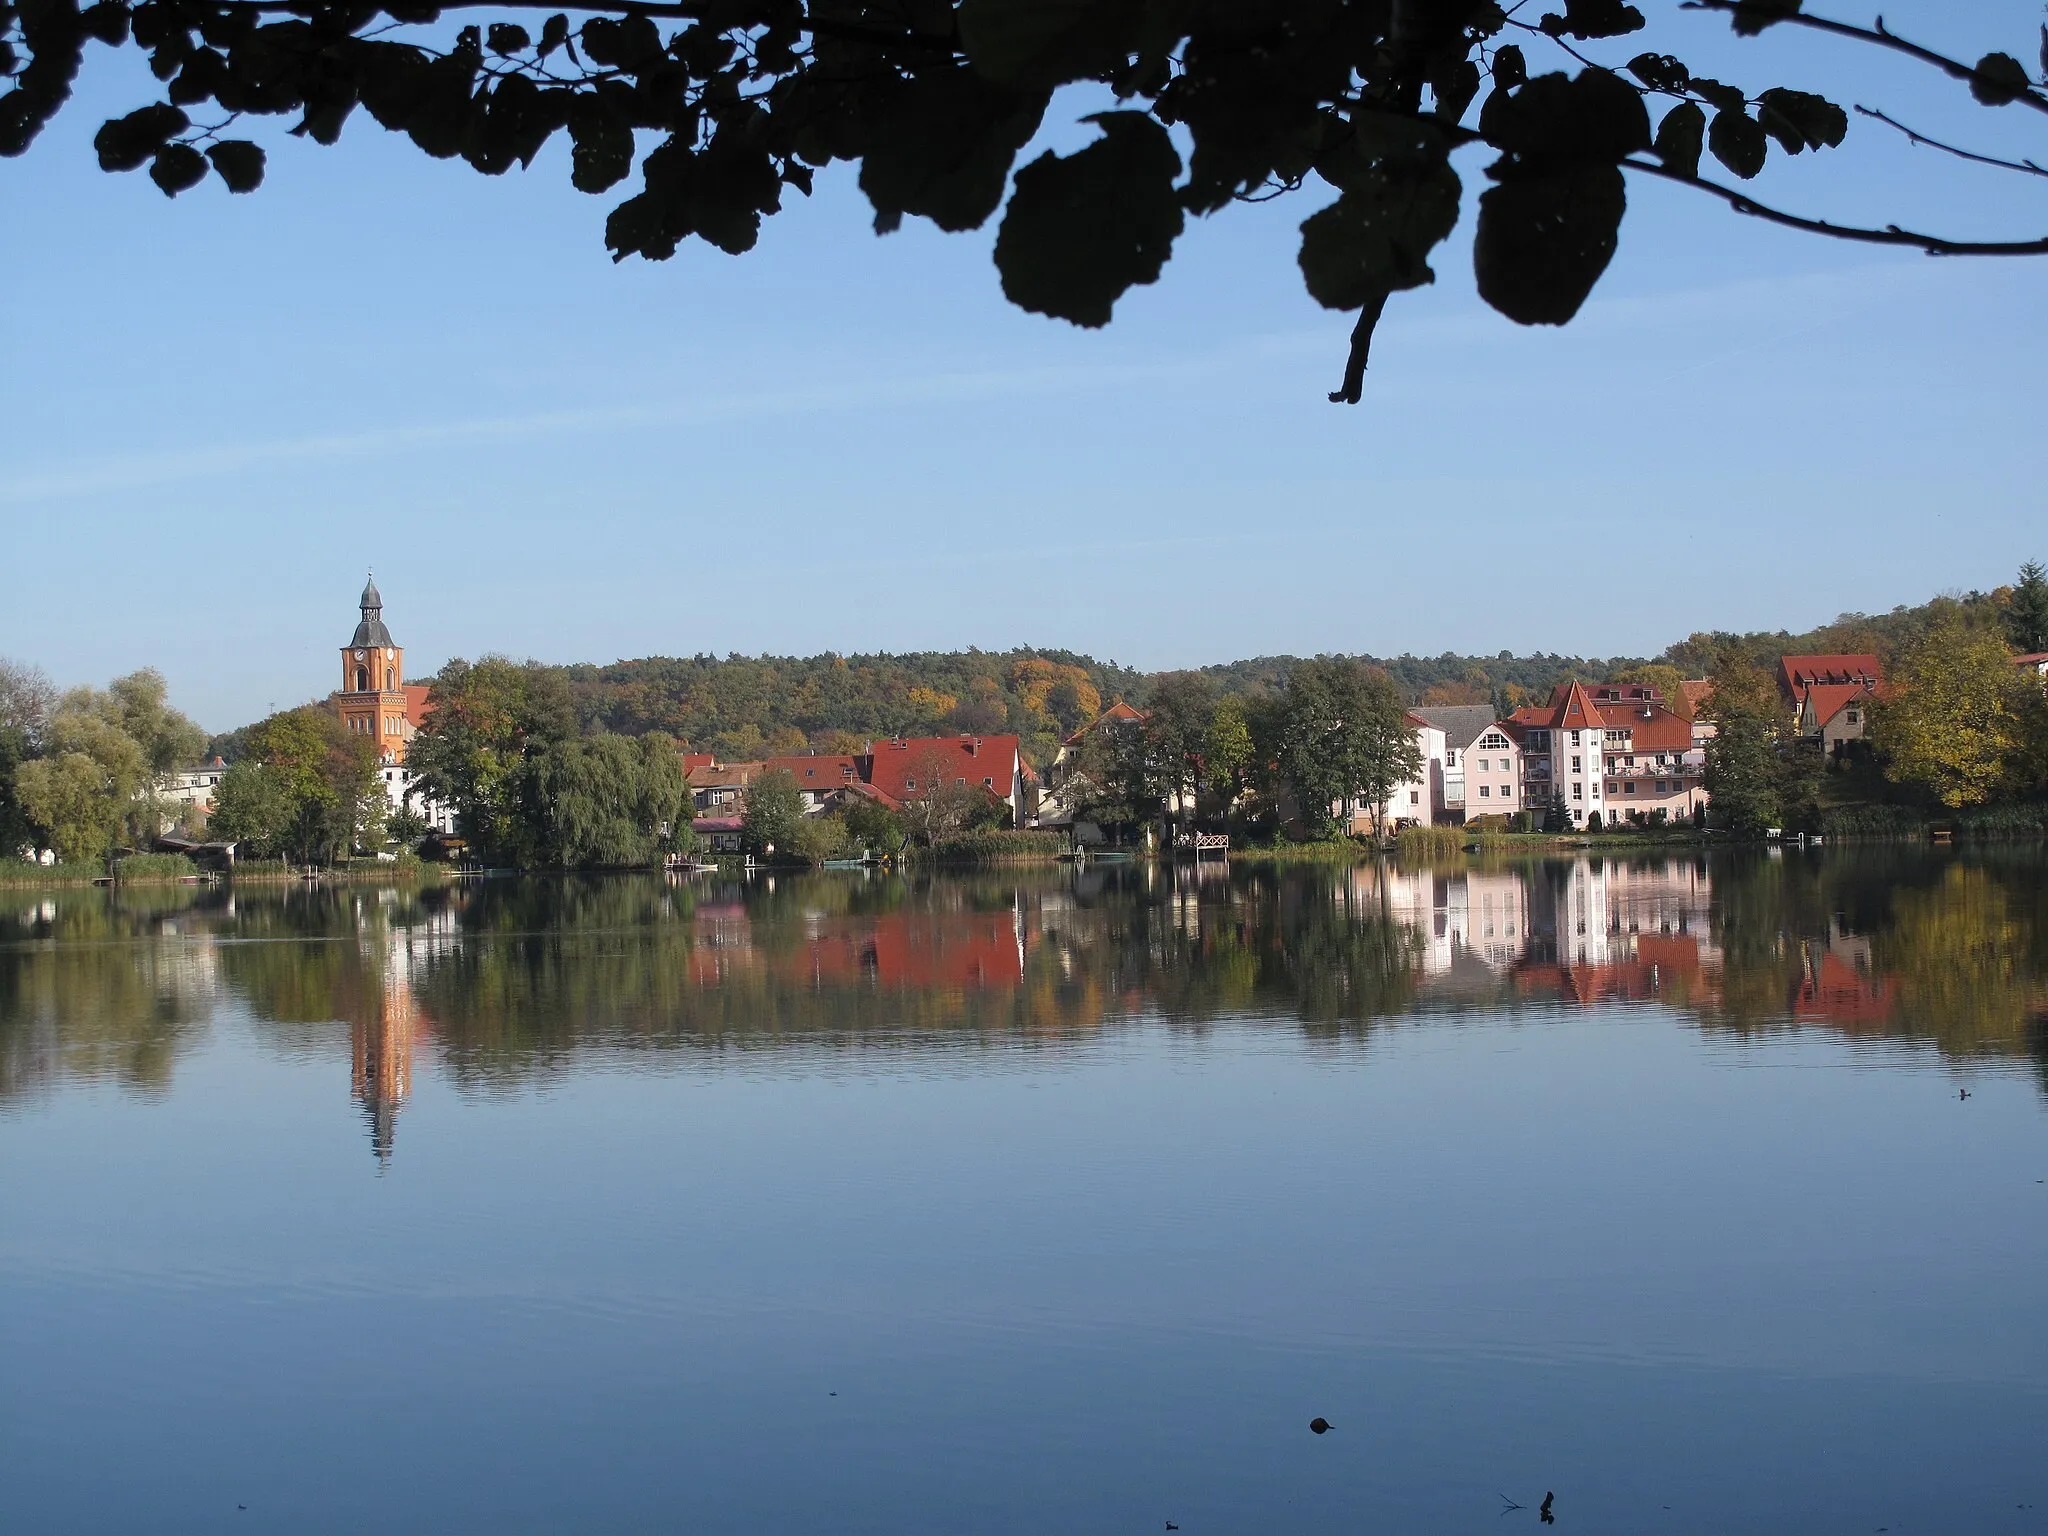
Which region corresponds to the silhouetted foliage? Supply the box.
[9,0,2045,396]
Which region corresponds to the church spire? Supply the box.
[350,574,395,649]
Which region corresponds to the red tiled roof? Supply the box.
[1681,679,1713,714]
[868,735,1020,801]
[1062,700,1145,748]
[1506,680,1692,751]
[762,754,863,788]
[1780,653,1881,698]
[842,780,904,813]
[1799,681,1879,731]
[401,684,434,729]
[680,753,717,774]
[688,761,764,789]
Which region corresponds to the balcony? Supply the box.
[1602,763,1701,781]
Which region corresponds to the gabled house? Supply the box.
[867,735,1025,825]
[762,754,865,812]
[1778,654,1883,751]
[1036,702,1145,829]
[1795,680,1880,753]
[688,760,764,814]
[1412,704,1514,821]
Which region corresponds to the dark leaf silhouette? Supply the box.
[1708,108,1769,179]
[995,111,1182,327]
[205,138,265,192]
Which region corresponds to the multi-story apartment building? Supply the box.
[1506,681,1704,827]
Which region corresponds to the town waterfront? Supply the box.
[4,851,2047,1534]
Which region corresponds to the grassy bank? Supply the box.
[1,853,203,887]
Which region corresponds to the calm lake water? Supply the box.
[3,851,2046,1535]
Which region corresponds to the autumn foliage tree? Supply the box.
[1871,613,2036,809]
[8,0,2046,397]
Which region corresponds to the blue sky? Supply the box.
[3,0,2044,731]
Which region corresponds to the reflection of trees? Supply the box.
[10,854,2048,1106]
[1700,850,2048,1076]
[1872,861,2048,1061]
[0,888,216,1100]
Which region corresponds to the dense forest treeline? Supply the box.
[366,582,2029,770]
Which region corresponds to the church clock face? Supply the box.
[354,649,367,660]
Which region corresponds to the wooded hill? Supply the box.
[264,583,2019,772]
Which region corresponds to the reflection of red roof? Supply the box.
[1634,933,1701,977]
[788,911,1024,989]
[1794,950,1894,1024]
[868,735,1019,801]
[1513,961,1662,1005]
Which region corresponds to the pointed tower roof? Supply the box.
[350,572,395,648]
[1555,680,1602,731]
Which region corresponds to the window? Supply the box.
[1446,749,1458,768]
[983,777,994,788]
[1624,782,1635,795]
[904,778,916,791]
[1656,780,1669,793]
[1479,785,1490,798]
[1570,730,1581,746]
[1410,790,1420,804]
[1572,784,1582,799]
[1570,756,1581,772]
[385,665,394,690]
[354,666,368,691]
[1607,781,1618,794]
[1481,732,1509,749]
[1528,730,1550,749]
[1846,710,1860,724]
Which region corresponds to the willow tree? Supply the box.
[6,0,2045,396]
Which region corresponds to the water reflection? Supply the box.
[5,850,2047,1158]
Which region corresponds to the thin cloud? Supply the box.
[0,356,1218,505]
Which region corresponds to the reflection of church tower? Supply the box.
[336,574,410,766]
[350,937,417,1167]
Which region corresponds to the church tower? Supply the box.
[337,574,410,764]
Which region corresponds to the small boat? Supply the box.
[820,858,867,870]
